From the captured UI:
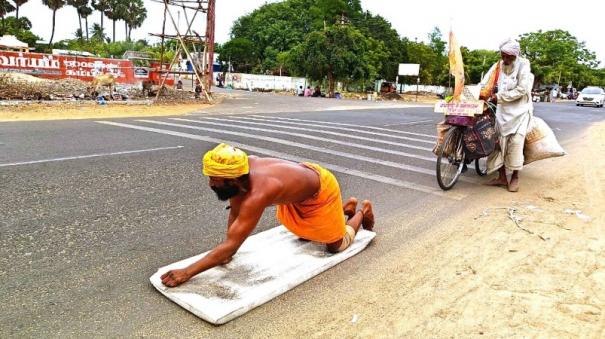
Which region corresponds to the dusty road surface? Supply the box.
[260,121,605,338]
[1,91,604,337]
[0,102,211,122]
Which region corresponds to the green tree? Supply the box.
[1,16,40,46]
[288,24,382,97]
[519,29,600,88]
[355,11,406,81]
[309,0,362,29]
[428,27,446,56]
[78,3,93,42]
[13,0,29,20]
[427,27,448,85]
[0,0,15,33]
[276,51,290,76]
[67,0,87,40]
[230,0,316,73]
[124,0,146,41]
[42,0,65,46]
[461,48,499,84]
[404,40,437,85]
[89,22,106,42]
[103,0,126,42]
[219,37,257,73]
[91,0,109,34]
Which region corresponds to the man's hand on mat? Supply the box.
[161,268,192,287]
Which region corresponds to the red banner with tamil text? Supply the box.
[0,51,141,83]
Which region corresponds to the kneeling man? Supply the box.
[162,143,375,287]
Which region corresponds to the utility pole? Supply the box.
[206,0,216,91]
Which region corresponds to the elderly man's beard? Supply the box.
[211,181,240,201]
[502,60,516,75]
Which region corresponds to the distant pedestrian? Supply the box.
[312,86,322,97]
[304,86,312,97]
[551,88,557,103]
[195,80,202,99]
[297,86,304,96]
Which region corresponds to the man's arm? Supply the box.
[161,199,266,287]
[497,61,533,103]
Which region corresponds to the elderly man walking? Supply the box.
[480,38,534,192]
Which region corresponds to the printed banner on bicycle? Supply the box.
[434,100,484,116]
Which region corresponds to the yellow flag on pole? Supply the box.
[448,30,465,102]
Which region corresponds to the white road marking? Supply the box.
[200,117,433,152]
[240,116,434,144]
[171,118,435,162]
[318,104,428,111]
[137,119,478,185]
[0,146,184,167]
[95,120,465,200]
[383,120,434,127]
[250,115,436,139]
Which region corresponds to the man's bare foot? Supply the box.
[361,200,375,231]
[485,177,508,187]
[343,197,358,219]
[508,177,519,192]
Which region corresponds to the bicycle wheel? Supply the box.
[436,127,466,190]
[475,157,488,176]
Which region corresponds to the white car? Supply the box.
[576,87,605,107]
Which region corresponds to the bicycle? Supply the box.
[435,101,496,191]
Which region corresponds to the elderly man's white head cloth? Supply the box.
[499,38,521,56]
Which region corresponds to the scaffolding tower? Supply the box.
[150,0,215,102]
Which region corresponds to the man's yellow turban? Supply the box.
[202,143,249,178]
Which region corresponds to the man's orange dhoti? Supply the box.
[276,163,346,244]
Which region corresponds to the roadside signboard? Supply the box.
[398,63,420,76]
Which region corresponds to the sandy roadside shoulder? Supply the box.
[0,101,213,122]
[262,123,604,338]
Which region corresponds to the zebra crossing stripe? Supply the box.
[137,119,479,185]
[95,120,465,200]
[250,115,436,139]
[237,116,434,144]
[170,118,435,162]
[200,117,433,152]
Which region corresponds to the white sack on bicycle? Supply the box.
[524,117,566,165]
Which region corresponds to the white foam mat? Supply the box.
[150,225,376,324]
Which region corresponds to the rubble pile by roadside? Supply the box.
[0,72,210,103]
[126,86,207,103]
[380,92,403,100]
[0,72,90,100]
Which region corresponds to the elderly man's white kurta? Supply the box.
[481,57,534,172]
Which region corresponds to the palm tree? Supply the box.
[89,22,106,42]
[42,0,66,46]
[13,0,29,20]
[103,0,126,43]
[0,0,15,32]
[125,0,146,41]
[91,0,109,34]
[67,0,87,41]
[78,4,93,42]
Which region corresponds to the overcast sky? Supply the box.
[18,0,605,65]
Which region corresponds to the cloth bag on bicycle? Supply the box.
[463,115,497,159]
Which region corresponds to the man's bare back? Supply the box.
[240,156,320,206]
